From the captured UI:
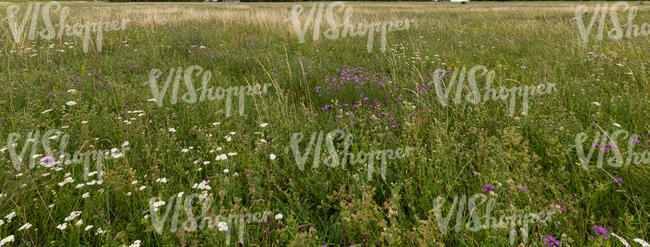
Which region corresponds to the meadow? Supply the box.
[0,1,649,246]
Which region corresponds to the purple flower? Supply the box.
[543,235,559,247]
[602,148,610,152]
[482,184,495,192]
[632,139,641,144]
[614,178,623,184]
[520,187,527,193]
[593,225,609,239]
[41,156,55,164]
[391,125,396,129]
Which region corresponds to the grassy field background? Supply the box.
[0,1,649,246]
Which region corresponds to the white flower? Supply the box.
[18,223,32,231]
[613,123,621,128]
[0,220,4,226]
[4,212,16,222]
[212,122,220,127]
[82,192,90,199]
[81,120,88,124]
[122,141,129,147]
[41,109,53,114]
[215,154,228,161]
[95,228,106,235]
[147,98,157,102]
[177,192,184,198]
[75,219,83,226]
[139,186,146,191]
[56,223,67,231]
[269,154,276,160]
[217,222,228,231]
[259,123,268,128]
[84,225,94,231]
[65,101,77,106]
[223,169,229,174]
[274,214,283,220]
[592,102,600,106]
[0,235,15,246]
[129,240,142,247]
[156,178,168,183]
[168,128,176,133]
[233,172,239,177]
[126,192,132,196]
[227,152,237,156]
[64,211,82,222]
[224,135,232,142]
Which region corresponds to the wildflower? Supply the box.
[56,223,67,231]
[613,123,621,128]
[168,128,176,133]
[275,214,283,220]
[4,212,16,222]
[65,101,77,106]
[129,240,142,247]
[82,193,90,199]
[482,184,495,192]
[270,154,276,160]
[18,223,32,231]
[543,235,560,247]
[614,178,624,184]
[41,156,55,164]
[592,102,600,106]
[217,222,228,231]
[593,225,609,239]
[84,225,93,231]
[0,235,15,246]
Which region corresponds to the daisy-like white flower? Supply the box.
[592,102,600,106]
[56,223,67,231]
[65,101,77,106]
[18,223,32,231]
[126,192,132,196]
[75,219,83,226]
[181,148,189,153]
[259,123,268,128]
[41,109,53,114]
[64,211,82,222]
[4,212,16,222]
[129,240,142,247]
[274,214,283,220]
[168,128,176,133]
[613,123,621,128]
[223,169,229,174]
[177,192,184,198]
[270,154,276,160]
[215,154,228,161]
[139,186,146,191]
[82,192,90,199]
[84,225,93,231]
[212,122,220,127]
[0,220,4,226]
[224,135,232,142]
[217,222,228,231]
[156,178,168,183]
[81,121,88,124]
[227,152,237,156]
[0,235,15,246]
